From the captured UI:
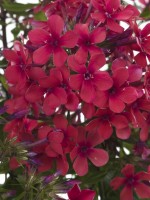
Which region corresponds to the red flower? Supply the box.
[110,164,150,200]
[67,184,95,200]
[28,15,78,66]
[74,23,106,62]
[70,127,109,176]
[68,54,113,103]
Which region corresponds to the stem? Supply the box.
[1,7,7,48]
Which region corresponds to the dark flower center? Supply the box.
[80,145,89,153]
[84,72,93,80]
[125,176,137,187]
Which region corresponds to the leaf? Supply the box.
[0,75,8,91]
[34,11,47,21]
[140,6,150,19]
[2,0,37,13]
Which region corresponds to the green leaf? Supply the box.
[3,0,37,13]
[0,75,8,91]
[140,6,150,19]
[34,11,47,21]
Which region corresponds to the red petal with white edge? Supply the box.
[128,65,142,82]
[90,27,106,43]
[28,29,50,44]
[116,127,131,139]
[135,182,150,199]
[113,67,129,87]
[43,94,60,115]
[53,114,68,131]
[77,190,96,200]
[53,87,67,104]
[110,177,125,190]
[120,87,138,104]
[106,0,120,12]
[69,74,83,90]
[25,85,44,103]
[109,96,125,113]
[53,47,68,67]
[88,53,106,72]
[88,148,109,167]
[107,18,124,33]
[3,49,19,63]
[48,15,64,36]
[111,115,128,129]
[33,45,52,65]
[68,55,86,73]
[80,80,96,103]
[121,164,135,177]
[98,121,113,140]
[94,72,113,90]
[73,155,88,176]
[120,186,133,200]
[60,30,78,48]
[68,184,80,199]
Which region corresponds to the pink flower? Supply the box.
[70,127,109,176]
[110,164,150,200]
[67,184,95,200]
[28,15,78,66]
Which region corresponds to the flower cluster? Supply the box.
[2,0,150,199]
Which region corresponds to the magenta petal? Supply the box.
[60,30,78,48]
[110,177,125,190]
[73,155,88,176]
[80,80,96,103]
[68,184,80,199]
[25,85,43,103]
[69,74,83,90]
[53,47,68,67]
[94,72,113,90]
[90,27,106,43]
[111,115,128,129]
[3,49,19,63]
[109,96,125,113]
[88,53,106,72]
[107,18,124,33]
[68,55,86,73]
[135,183,150,199]
[33,45,52,65]
[53,87,67,104]
[28,29,50,44]
[43,94,60,115]
[88,148,109,167]
[120,186,133,200]
[98,121,113,140]
[120,87,138,104]
[116,127,131,139]
[48,15,64,36]
[53,114,68,130]
[78,190,96,200]
[121,164,135,177]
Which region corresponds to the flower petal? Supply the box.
[60,30,78,48]
[88,148,109,167]
[120,186,133,200]
[53,47,68,67]
[135,182,150,199]
[73,155,88,176]
[80,80,96,103]
[28,29,50,44]
[109,96,125,113]
[48,15,64,36]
